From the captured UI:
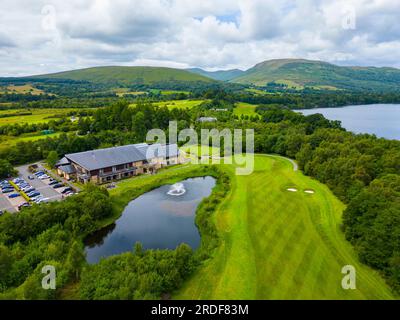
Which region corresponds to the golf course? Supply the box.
[174,154,395,299]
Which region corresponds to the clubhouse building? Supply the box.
[56,143,183,184]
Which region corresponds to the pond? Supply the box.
[297,104,400,140]
[84,176,216,264]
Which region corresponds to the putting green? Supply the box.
[174,155,395,299]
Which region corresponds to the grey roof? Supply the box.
[58,164,76,174]
[56,157,70,167]
[65,143,179,171]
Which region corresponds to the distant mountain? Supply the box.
[5,59,400,92]
[229,59,400,91]
[186,68,245,81]
[30,66,215,85]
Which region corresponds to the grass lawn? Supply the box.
[0,108,79,126]
[173,155,395,299]
[233,102,258,116]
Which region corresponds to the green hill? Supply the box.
[32,66,215,86]
[230,59,400,91]
[186,68,245,81]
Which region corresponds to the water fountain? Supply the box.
[167,183,186,196]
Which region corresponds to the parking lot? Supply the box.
[0,164,75,214]
[17,164,63,201]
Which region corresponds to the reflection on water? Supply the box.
[84,176,216,264]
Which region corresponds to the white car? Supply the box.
[31,195,43,202]
[38,175,50,180]
[36,198,49,204]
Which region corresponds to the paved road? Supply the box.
[0,193,15,213]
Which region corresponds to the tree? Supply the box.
[0,245,13,289]
[66,241,85,280]
[132,111,147,142]
[134,242,143,257]
[46,151,59,168]
[0,159,16,179]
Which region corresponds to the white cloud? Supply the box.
[0,0,399,76]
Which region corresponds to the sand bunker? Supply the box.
[287,188,298,192]
[304,190,315,194]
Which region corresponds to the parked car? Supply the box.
[2,188,15,194]
[0,210,3,216]
[53,183,64,189]
[18,203,30,210]
[32,195,44,202]
[34,171,44,176]
[28,175,35,180]
[61,187,73,194]
[27,191,40,198]
[39,175,50,180]
[36,198,49,204]
[23,188,35,193]
[49,180,58,185]
[8,193,20,198]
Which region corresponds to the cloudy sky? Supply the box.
[0,0,399,76]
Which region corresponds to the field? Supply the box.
[0,84,45,95]
[244,88,272,95]
[173,155,395,299]
[233,102,258,116]
[275,79,305,90]
[155,99,204,110]
[0,132,61,151]
[130,99,205,110]
[149,89,190,95]
[0,108,79,125]
[114,88,147,97]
